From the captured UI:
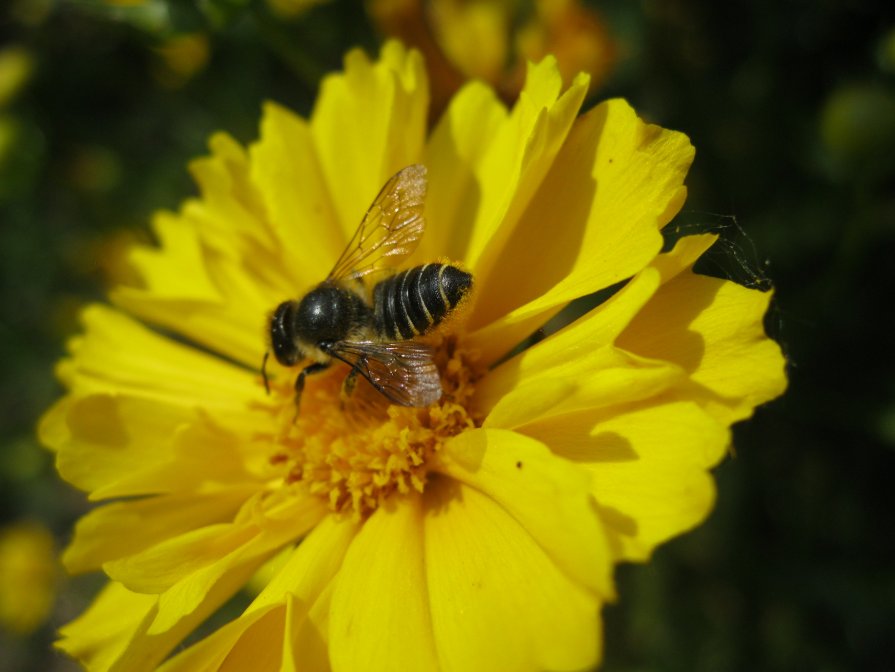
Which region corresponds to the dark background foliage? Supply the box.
[1,1,893,670]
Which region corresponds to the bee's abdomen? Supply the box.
[374,264,472,340]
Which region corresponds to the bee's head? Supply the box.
[269,300,302,366]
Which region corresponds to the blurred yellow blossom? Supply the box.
[0,46,34,108]
[0,522,58,635]
[266,0,330,18]
[153,33,211,89]
[369,0,616,116]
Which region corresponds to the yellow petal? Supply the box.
[422,478,602,672]
[469,98,694,354]
[104,523,252,594]
[45,333,262,496]
[253,515,358,671]
[104,494,323,595]
[250,513,357,610]
[44,394,191,496]
[165,516,353,671]
[158,603,283,672]
[113,134,279,367]
[56,582,158,672]
[249,101,346,287]
[475,267,659,396]
[124,210,221,302]
[289,582,336,672]
[436,428,613,597]
[146,496,326,636]
[109,128,318,368]
[649,232,717,282]
[480,377,576,429]
[112,240,270,369]
[483,350,682,430]
[63,489,253,574]
[218,606,287,671]
[418,80,507,263]
[618,238,787,423]
[55,304,264,409]
[41,390,264,500]
[186,132,276,265]
[57,578,240,672]
[329,494,438,672]
[475,268,681,420]
[90,415,266,500]
[462,58,588,283]
[39,304,271,498]
[519,400,730,560]
[311,41,428,243]
[282,593,319,672]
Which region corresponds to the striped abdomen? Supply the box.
[373,263,472,340]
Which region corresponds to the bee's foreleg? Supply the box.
[293,361,330,419]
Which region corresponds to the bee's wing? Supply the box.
[328,339,442,407]
[327,164,427,281]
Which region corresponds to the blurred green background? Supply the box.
[1,0,894,670]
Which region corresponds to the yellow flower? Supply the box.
[0,522,58,635]
[152,33,211,89]
[368,0,616,116]
[0,46,34,108]
[266,0,330,18]
[40,41,785,671]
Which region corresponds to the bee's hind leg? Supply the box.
[293,361,330,420]
[339,356,367,409]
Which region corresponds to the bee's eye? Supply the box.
[270,301,300,365]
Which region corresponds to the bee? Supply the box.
[263,164,473,413]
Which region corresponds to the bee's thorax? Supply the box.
[294,282,367,345]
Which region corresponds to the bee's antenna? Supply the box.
[261,351,271,395]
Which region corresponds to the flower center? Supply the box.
[265,336,482,519]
